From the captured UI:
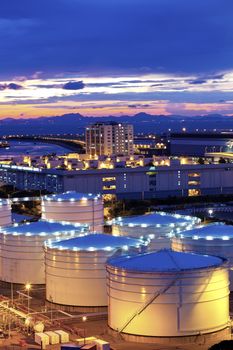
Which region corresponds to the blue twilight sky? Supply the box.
[0,0,233,118]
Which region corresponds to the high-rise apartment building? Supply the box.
[85,122,134,156]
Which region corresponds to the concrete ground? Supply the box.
[0,282,231,350]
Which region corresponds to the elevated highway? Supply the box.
[5,135,85,153]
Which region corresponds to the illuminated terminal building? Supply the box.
[172,222,233,290]
[112,212,200,251]
[107,249,230,343]
[45,233,147,311]
[1,161,233,199]
[0,221,87,284]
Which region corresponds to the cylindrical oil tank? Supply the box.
[0,199,11,226]
[0,221,86,284]
[41,191,103,232]
[45,233,147,311]
[107,249,230,342]
[112,212,200,251]
[172,222,233,290]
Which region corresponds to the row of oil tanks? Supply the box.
[0,191,232,343]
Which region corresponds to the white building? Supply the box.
[85,122,134,156]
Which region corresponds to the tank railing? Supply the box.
[118,275,179,334]
[9,196,41,203]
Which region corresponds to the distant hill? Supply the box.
[0,113,233,136]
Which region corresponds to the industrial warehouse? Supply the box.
[0,190,231,350]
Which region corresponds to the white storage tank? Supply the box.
[45,233,147,311]
[112,212,200,251]
[107,249,230,343]
[0,199,11,226]
[41,191,103,232]
[172,222,233,290]
[0,221,86,284]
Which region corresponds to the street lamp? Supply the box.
[82,316,87,345]
[25,283,31,315]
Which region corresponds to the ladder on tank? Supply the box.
[118,275,180,334]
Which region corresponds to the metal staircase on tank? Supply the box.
[118,250,182,334]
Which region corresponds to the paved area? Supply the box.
[0,282,231,350]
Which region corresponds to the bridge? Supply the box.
[5,135,85,153]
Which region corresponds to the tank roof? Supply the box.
[42,191,101,202]
[178,223,233,240]
[113,212,200,227]
[1,220,85,236]
[47,233,145,251]
[107,249,225,272]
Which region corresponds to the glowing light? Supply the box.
[206,235,213,240]
[222,236,229,240]
[88,247,96,251]
[25,283,31,291]
[104,246,113,251]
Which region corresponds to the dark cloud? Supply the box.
[189,73,225,85]
[62,81,85,90]
[128,104,151,108]
[0,83,23,91]
[189,79,207,85]
[0,0,232,78]
[34,84,58,89]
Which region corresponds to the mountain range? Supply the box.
[0,113,233,136]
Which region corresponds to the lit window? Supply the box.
[102,177,116,182]
[103,185,116,190]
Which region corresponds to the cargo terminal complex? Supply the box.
[1,161,233,200]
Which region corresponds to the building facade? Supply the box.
[1,163,233,200]
[85,122,134,156]
[169,133,233,156]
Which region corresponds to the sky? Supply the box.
[0,0,233,119]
